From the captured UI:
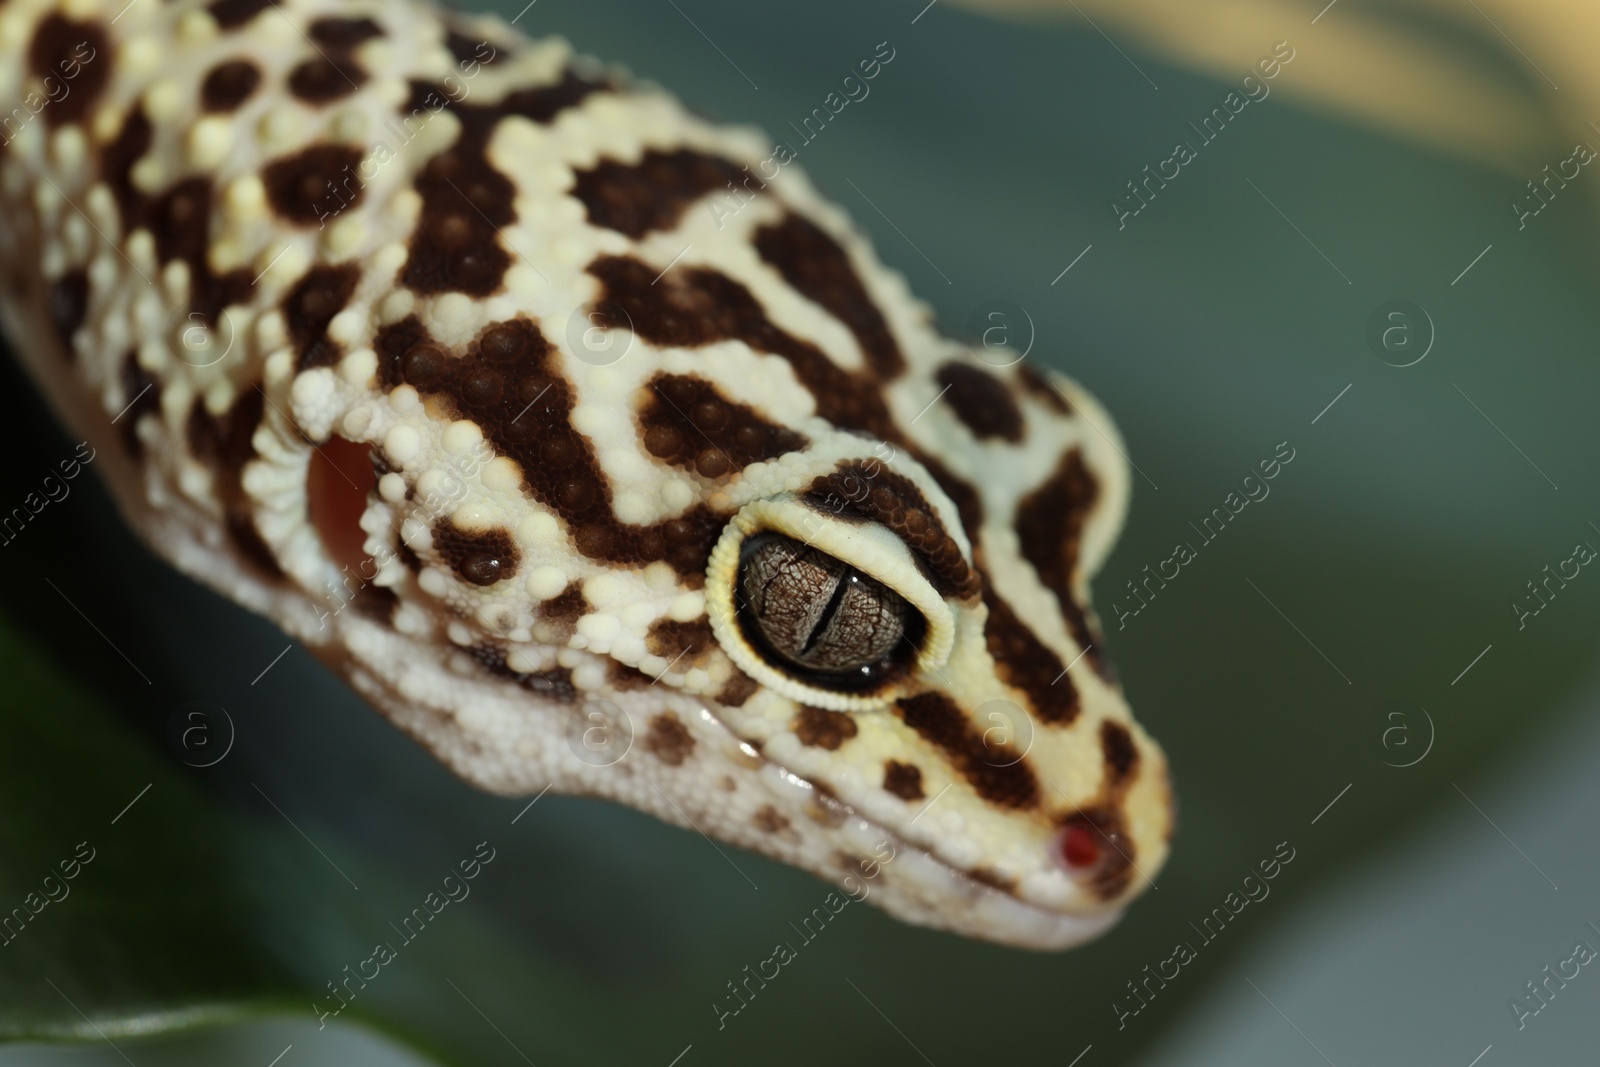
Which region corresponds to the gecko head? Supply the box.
[298,314,1172,949]
[270,194,1177,949]
[8,0,1158,951]
[678,364,1174,947]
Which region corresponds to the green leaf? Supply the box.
[0,607,303,1039]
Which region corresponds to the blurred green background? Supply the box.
[3,0,1599,1064]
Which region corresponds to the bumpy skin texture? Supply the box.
[0,0,1173,948]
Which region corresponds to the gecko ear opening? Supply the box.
[308,436,376,576]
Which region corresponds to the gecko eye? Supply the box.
[736,534,925,690]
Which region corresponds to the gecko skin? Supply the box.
[0,0,1172,948]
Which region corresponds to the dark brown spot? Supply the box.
[882,760,924,801]
[354,583,399,622]
[754,212,903,378]
[195,270,253,330]
[226,512,284,578]
[716,670,760,707]
[103,107,152,232]
[480,321,528,360]
[377,317,727,581]
[396,539,423,572]
[1016,449,1109,679]
[401,71,604,295]
[590,255,898,442]
[644,712,695,766]
[47,270,88,355]
[646,618,712,664]
[28,15,109,127]
[541,582,589,623]
[641,374,807,476]
[804,463,979,600]
[572,149,748,239]
[1019,365,1072,414]
[1100,720,1138,786]
[445,31,503,67]
[752,804,792,836]
[432,522,519,586]
[290,19,381,107]
[376,314,435,378]
[981,584,1078,725]
[117,350,160,456]
[201,59,261,112]
[187,386,262,473]
[404,155,510,295]
[263,144,365,226]
[792,706,858,750]
[284,264,359,370]
[187,386,282,579]
[936,362,1023,442]
[309,16,383,48]
[462,367,503,406]
[147,178,253,327]
[919,455,985,546]
[401,343,447,388]
[470,644,576,701]
[896,691,1039,809]
[607,662,654,690]
[477,70,600,123]
[289,57,365,104]
[207,0,271,30]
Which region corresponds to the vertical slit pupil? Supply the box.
[735,532,925,690]
[801,570,854,655]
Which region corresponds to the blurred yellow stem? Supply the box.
[957,0,1577,177]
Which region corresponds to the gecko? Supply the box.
[0,0,1173,949]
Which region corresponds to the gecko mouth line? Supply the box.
[686,695,1128,943]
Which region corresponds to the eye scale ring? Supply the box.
[735,533,925,691]
[704,496,957,712]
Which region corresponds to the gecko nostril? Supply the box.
[1058,823,1101,871]
[308,436,376,577]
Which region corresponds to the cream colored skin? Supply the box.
[0,0,1171,948]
